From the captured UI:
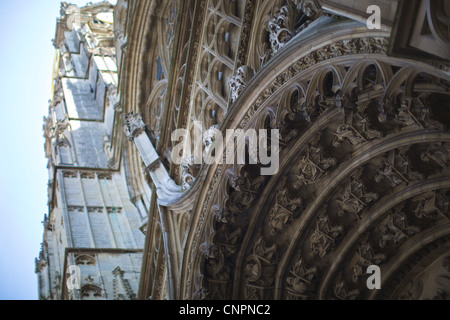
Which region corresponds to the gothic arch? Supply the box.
[80,284,104,299]
[177,19,450,300]
[75,254,96,266]
[145,79,168,140]
[247,0,290,72]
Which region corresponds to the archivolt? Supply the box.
[180,19,450,299]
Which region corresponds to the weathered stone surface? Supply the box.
[38,0,450,302]
[36,1,145,301]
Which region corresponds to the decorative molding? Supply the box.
[239,36,389,129]
[112,266,137,300]
[229,66,254,103]
[234,0,256,69]
[123,112,146,141]
[179,0,208,132]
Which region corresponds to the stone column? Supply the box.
[123,112,183,299]
[123,112,182,205]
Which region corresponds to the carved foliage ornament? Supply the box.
[268,3,297,54]
[123,112,146,141]
[267,0,321,55]
[229,66,254,103]
[112,266,136,300]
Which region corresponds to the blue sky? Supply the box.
[0,0,115,300]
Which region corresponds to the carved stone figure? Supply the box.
[334,276,359,300]
[309,215,343,257]
[123,112,146,141]
[180,156,199,190]
[229,171,265,210]
[269,206,293,234]
[199,242,231,300]
[420,143,450,172]
[333,109,383,147]
[337,170,378,218]
[375,148,423,187]
[411,96,445,130]
[295,0,321,18]
[280,126,300,144]
[358,241,387,265]
[203,244,229,282]
[377,208,420,248]
[378,94,444,131]
[352,241,387,283]
[395,97,416,127]
[229,66,254,103]
[193,287,210,300]
[286,257,318,298]
[293,142,336,188]
[213,205,233,224]
[245,237,278,287]
[202,124,220,149]
[212,224,242,257]
[269,183,303,233]
[413,190,449,220]
[333,123,365,147]
[398,279,424,300]
[353,112,383,140]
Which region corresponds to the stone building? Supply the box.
[37,0,450,300]
[35,1,146,300]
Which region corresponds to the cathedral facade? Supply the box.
[37,0,450,300]
[35,2,146,300]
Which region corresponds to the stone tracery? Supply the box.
[187,38,450,299]
[116,0,450,301]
